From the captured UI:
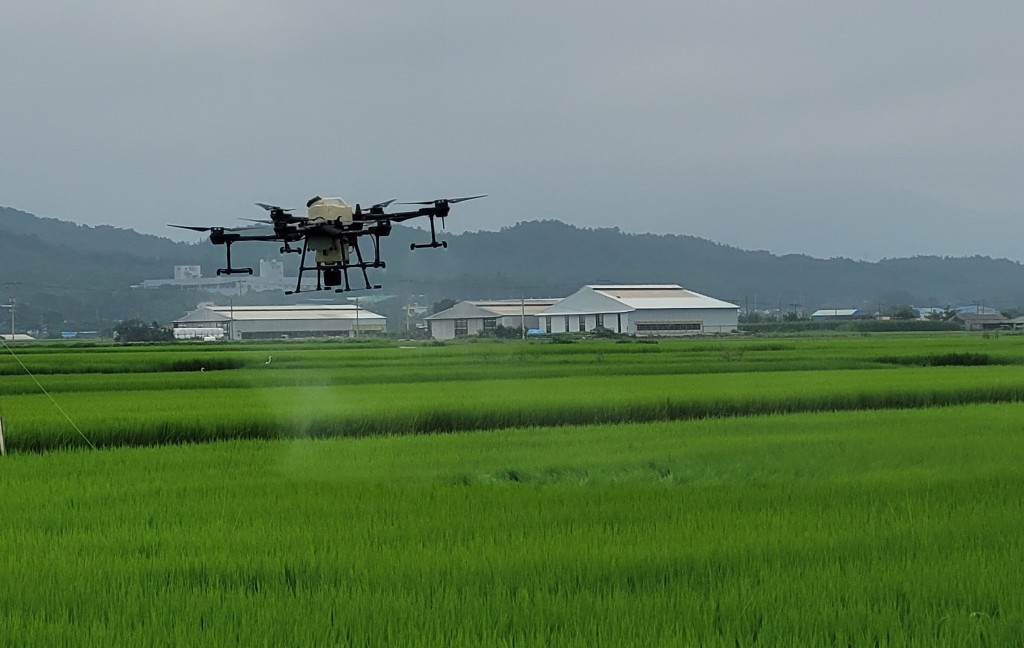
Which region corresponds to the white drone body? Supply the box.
[306,197,354,265]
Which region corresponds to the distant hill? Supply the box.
[0,206,256,330]
[381,220,1024,312]
[3,205,1024,334]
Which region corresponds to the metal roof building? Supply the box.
[0,334,35,342]
[537,285,738,336]
[173,304,386,340]
[425,299,560,340]
[140,260,319,296]
[810,308,868,321]
[954,312,1009,332]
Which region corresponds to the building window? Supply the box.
[578,315,586,332]
[483,318,497,331]
[596,313,604,328]
[635,322,702,332]
[545,317,552,333]
[455,319,468,336]
[563,316,570,332]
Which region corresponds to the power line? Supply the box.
[0,337,96,450]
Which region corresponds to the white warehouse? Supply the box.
[537,285,738,336]
[173,304,386,340]
[425,299,560,340]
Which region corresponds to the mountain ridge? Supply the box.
[3,205,1024,332]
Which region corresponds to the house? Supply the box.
[537,285,738,336]
[425,299,560,340]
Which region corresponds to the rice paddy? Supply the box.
[2,333,1023,645]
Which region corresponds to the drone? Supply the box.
[170,194,485,294]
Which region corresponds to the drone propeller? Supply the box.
[448,194,487,204]
[255,202,294,213]
[254,202,306,224]
[168,223,266,233]
[253,200,305,221]
[239,217,307,227]
[360,198,398,218]
[168,224,215,232]
[398,194,487,206]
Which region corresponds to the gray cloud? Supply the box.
[3,1,1023,260]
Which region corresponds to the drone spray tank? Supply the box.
[305,197,354,266]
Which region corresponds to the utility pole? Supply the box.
[1,297,14,339]
[354,297,360,338]
[0,283,17,340]
[521,296,526,340]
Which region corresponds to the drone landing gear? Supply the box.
[286,237,383,295]
[410,215,447,250]
[318,264,381,293]
[216,241,253,276]
[286,239,318,295]
[331,245,382,293]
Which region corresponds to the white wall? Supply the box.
[230,317,386,340]
[625,308,737,335]
[497,315,540,331]
[430,315,546,339]
[539,308,737,336]
[429,320,455,340]
[543,313,628,334]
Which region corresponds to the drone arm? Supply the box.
[208,231,282,275]
[382,205,449,223]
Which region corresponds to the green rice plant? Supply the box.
[7,332,1024,379]
[7,363,1024,451]
[876,351,1001,366]
[2,405,1024,645]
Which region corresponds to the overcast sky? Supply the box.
[3,1,1023,261]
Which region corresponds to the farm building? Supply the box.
[139,260,318,295]
[0,334,35,342]
[810,308,869,321]
[953,312,1009,331]
[425,299,560,340]
[537,285,739,336]
[172,304,386,340]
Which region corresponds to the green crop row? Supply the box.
[5,333,1024,377]
[2,405,1024,645]
[6,364,1024,452]
[3,333,1024,400]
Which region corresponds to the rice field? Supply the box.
[5,334,1024,453]
[2,333,1024,645]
